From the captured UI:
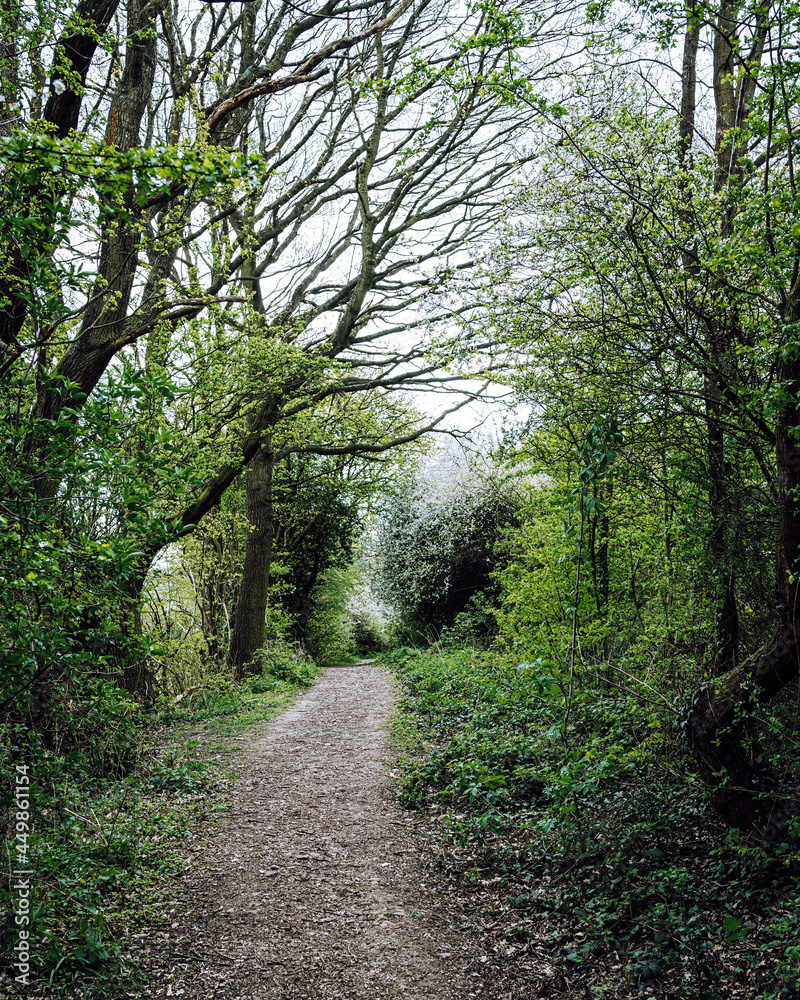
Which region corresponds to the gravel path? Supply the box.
[146,662,506,999]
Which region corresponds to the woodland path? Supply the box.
[138,662,532,999]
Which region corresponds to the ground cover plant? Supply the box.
[0,653,319,993]
[387,645,800,999]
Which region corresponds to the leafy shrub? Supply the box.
[150,756,208,794]
[390,646,800,999]
[258,641,318,685]
[304,604,354,663]
[373,447,521,633]
[382,645,419,664]
[350,608,389,655]
[301,559,391,662]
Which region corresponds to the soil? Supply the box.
[136,662,543,999]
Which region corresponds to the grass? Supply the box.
[157,665,321,746]
[319,651,380,666]
[384,644,800,1000]
[1,657,321,996]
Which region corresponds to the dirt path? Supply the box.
[142,662,516,999]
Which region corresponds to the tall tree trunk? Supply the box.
[689,302,800,838]
[677,3,740,674]
[705,382,739,675]
[227,445,275,678]
[701,0,769,675]
[24,0,163,497]
[677,3,700,171]
[685,0,799,838]
[706,0,739,673]
[695,0,768,676]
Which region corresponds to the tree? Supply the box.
[226,391,423,673]
[374,442,521,635]
[478,0,800,835]
[1,0,585,691]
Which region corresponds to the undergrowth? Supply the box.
[1,650,319,994]
[387,645,800,999]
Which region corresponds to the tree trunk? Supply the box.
[24,0,163,497]
[688,303,800,838]
[700,0,768,675]
[677,3,700,170]
[227,446,275,678]
[705,384,739,675]
[687,625,799,839]
[676,4,740,674]
[688,0,795,815]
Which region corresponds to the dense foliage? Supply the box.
[389,645,800,998]
[373,452,522,637]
